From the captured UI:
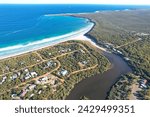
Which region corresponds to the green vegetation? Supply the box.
[77,10,150,46]
[108,73,150,100]
[0,41,110,100]
[119,35,150,79]
[108,74,135,100]
[77,10,150,99]
[0,53,42,74]
[77,10,150,79]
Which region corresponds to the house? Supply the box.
[112,48,117,51]
[37,59,40,62]
[36,80,41,84]
[60,70,68,76]
[24,69,29,72]
[68,49,71,52]
[48,53,52,56]
[11,94,20,100]
[38,90,42,94]
[138,38,142,40]
[2,76,7,82]
[10,74,18,80]
[28,84,36,90]
[139,79,148,89]
[136,32,149,36]
[3,76,7,80]
[58,69,68,76]
[41,76,48,81]
[140,84,147,89]
[0,76,7,84]
[80,49,85,53]
[30,94,34,98]
[17,72,21,76]
[24,76,31,80]
[124,57,130,61]
[11,94,17,98]
[24,72,32,80]
[82,61,88,65]
[36,76,49,84]
[38,76,48,82]
[20,89,27,97]
[117,50,123,54]
[53,63,57,66]
[20,61,25,65]
[47,61,53,67]
[30,72,38,77]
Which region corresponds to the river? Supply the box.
[66,47,132,100]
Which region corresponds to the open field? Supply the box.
[0,41,110,100]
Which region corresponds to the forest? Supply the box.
[77,10,150,99]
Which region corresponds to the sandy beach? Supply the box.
[0,23,100,60]
[0,35,107,60]
[0,21,106,60]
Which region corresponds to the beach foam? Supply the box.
[0,23,94,59]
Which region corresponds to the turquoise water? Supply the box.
[0,4,150,58]
[0,14,89,48]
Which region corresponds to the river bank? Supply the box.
[0,12,132,100]
[66,40,132,100]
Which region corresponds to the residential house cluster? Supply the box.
[11,84,36,100]
[58,48,72,53]
[58,69,68,77]
[36,74,59,86]
[43,60,56,70]
[24,69,38,80]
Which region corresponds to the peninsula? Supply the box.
[0,9,150,100]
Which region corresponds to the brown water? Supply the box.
[66,51,132,100]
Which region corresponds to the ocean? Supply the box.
[0,4,149,58]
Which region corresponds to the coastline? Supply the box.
[0,9,146,60]
[0,22,95,60]
[0,8,140,60]
[0,33,108,61]
[0,12,133,100]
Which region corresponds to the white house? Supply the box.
[61,70,68,76]
[30,72,38,77]
[10,74,18,80]
[24,69,29,72]
[28,84,36,90]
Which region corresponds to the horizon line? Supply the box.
[0,3,150,6]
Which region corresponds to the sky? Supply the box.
[0,0,150,5]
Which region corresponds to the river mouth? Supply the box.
[66,50,132,100]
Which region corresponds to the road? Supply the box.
[66,40,132,100]
[116,38,142,48]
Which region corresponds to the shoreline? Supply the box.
[0,23,95,60]
[0,34,108,61]
[66,38,132,100]
[0,12,133,100]
[0,9,147,60]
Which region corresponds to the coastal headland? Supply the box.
[74,9,150,100]
[0,9,150,100]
